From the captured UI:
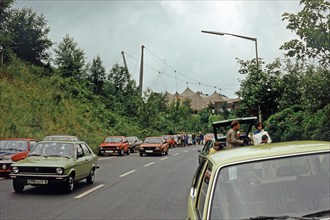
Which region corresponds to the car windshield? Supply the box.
[210,152,330,219]
[29,142,75,158]
[144,138,162,144]
[127,137,136,142]
[0,140,28,151]
[163,135,172,140]
[105,137,122,143]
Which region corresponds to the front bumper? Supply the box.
[10,173,69,185]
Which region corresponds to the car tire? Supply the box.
[86,168,95,184]
[98,151,103,156]
[119,149,124,156]
[139,152,143,156]
[126,148,130,155]
[64,174,75,193]
[165,149,169,155]
[13,180,24,193]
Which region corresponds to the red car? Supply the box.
[0,138,37,175]
[139,136,169,156]
[98,136,130,156]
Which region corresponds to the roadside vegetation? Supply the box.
[0,0,329,151]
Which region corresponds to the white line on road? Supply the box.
[144,162,155,167]
[0,177,5,180]
[160,157,168,160]
[74,184,104,199]
[183,150,188,152]
[173,153,180,156]
[119,170,136,177]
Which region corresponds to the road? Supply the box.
[0,145,202,220]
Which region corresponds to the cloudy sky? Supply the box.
[14,0,301,98]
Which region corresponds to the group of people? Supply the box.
[209,121,272,154]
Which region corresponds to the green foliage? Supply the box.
[54,34,86,79]
[281,0,330,68]
[5,7,52,65]
[86,55,106,96]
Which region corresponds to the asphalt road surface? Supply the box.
[0,145,202,220]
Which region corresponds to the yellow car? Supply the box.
[187,141,330,220]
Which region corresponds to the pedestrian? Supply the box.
[226,120,244,149]
[253,122,272,145]
[209,141,221,154]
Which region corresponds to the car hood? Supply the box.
[140,143,162,147]
[100,142,123,146]
[12,156,75,168]
[0,151,27,160]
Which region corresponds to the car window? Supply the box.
[76,144,85,157]
[81,143,91,156]
[210,152,330,219]
[196,162,213,219]
[29,141,37,149]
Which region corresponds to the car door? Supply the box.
[74,143,91,180]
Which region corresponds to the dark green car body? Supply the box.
[10,140,99,193]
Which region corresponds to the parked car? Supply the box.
[98,136,130,156]
[197,117,257,164]
[127,136,142,153]
[10,140,99,193]
[162,135,176,148]
[139,136,169,156]
[187,140,330,220]
[0,138,37,175]
[42,135,80,141]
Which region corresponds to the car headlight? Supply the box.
[56,167,64,175]
[2,155,12,161]
[2,164,7,170]
[12,166,19,174]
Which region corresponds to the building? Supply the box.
[165,87,240,112]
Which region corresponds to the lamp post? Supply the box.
[201,30,261,121]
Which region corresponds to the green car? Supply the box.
[10,140,99,193]
[187,141,330,220]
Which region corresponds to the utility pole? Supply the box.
[139,45,145,97]
[121,51,129,75]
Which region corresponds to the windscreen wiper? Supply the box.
[302,209,330,218]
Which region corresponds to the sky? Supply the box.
[14,0,302,98]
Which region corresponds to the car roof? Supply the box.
[0,138,37,141]
[38,140,85,144]
[206,141,330,168]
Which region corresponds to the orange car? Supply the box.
[162,135,176,148]
[0,138,37,174]
[98,136,130,156]
[139,136,169,156]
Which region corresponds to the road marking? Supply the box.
[98,157,114,161]
[183,150,188,152]
[119,170,136,177]
[173,153,180,156]
[160,157,168,160]
[144,162,155,167]
[0,177,5,180]
[74,184,104,199]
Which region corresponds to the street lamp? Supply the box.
[201,30,259,68]
[201,30,261,121]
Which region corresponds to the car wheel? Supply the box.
[86,168,95,184]
[165,149,169,155]
[64,174,75,193]
[139,152,143,156]
[126,148,130,155]
[13,180,24,193]
[98,151,103,156]
[119,149,124,156]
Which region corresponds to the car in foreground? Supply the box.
[139,136,169,156]
[98,136,130,156]
[42,135,80,141]
[0,138,37,175]
[10,140,99,193]
[187,140,330,220]
[127,136,142,153]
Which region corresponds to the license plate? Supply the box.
[105,150,113,153]
[27,179,48,185]
[146,150,153,153]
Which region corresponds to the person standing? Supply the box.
[226,120,244,149]
[253,122,272,145]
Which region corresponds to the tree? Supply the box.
[281,0,330,68]
[236,58,284,121]
[54,34,86,79]
[5,7,52,65]
[0,0,14,28]
[86,55,106,96]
